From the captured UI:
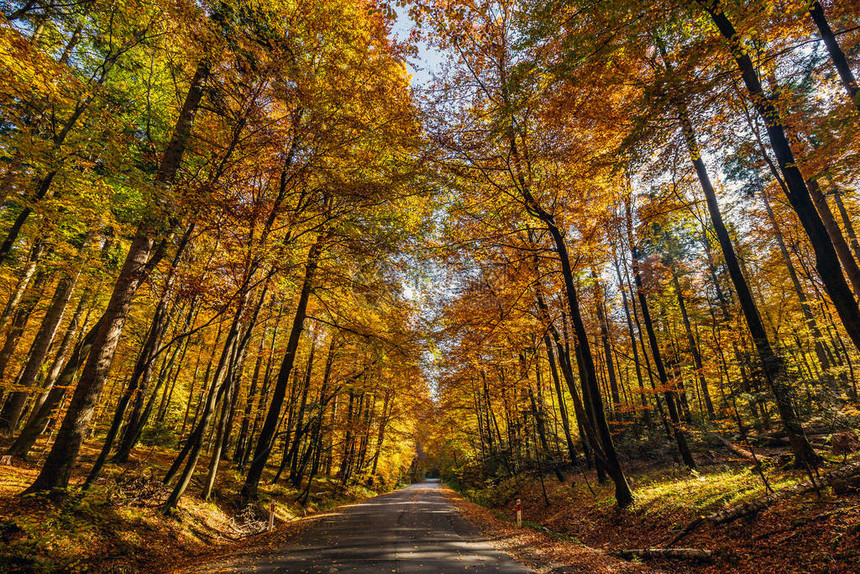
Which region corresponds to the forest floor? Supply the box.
[452,441,860,574]
[0,440,386,573]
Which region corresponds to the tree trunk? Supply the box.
[201,359,239,500]
[8,316,102,459]
[83,236,193,488]
[286,330,320,484]
[112,226,195,464]
[759,187,833,374]
[544,334,579,466]
[808,179,860,296]
[0,241,44,332]
[162,297,244,508]
[593,275,623,418]
[614,254,653,430]
[233,327,267,466]
[241,235,324,500]
[30,285,93,417]
[631,246,696,468]
[240,303,285,470]
[531,204,633,506]
[0,268,48,382]
[369,390,391,476]
[201,284,269,496]
[672,269,714,418]
[0,270,80,435]
[528,381,564,482]
[0,174,55,265]
[833,188,860,265]
[809,0,859,112]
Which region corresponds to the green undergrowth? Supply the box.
[447,455,839,524]
[631,465,801,514]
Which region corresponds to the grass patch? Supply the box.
[631,466,802,514]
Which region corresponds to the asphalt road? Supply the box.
[196,479,532,573]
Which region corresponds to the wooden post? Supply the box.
[515,498,522,527]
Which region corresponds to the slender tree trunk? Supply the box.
[528,380,564,482]
[0,242,44,332]
[240,304,284,470]
[531,207,632,505]
[0,266,49,384]
[593,275,623,418]
[0,271,80,434]
[671,269,714,418]
[114,228,195,464]
[614,254,653,430]
[241,236,324,500]
[759,187,833,374]
[808,180,860,296]
[234,329,267,465]
[285,329,319,483]
[631,246,696,468]
[162,298,244,507]
[537,296,598,464]
[30,285,93,417]
[809,0,859,112]
[201,358,240,500]
[8,317,102,459]
[544,335,579,467]
[339,391,356,484]
[833,188,860,265]
[369,390,391,476]
[0,175,55,266]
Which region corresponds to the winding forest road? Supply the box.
[195,480,532,573]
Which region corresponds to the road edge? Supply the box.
[440,484,655,574]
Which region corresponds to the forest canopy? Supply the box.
[0,0,859,571]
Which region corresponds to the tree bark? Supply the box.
[593,275,622,418]
[544,334,580,467]
[162,296,244,507]
[201,282,267,499]
[524,197,632,505]
[808,179,860,296]
[0,241,44,332]
[833,188,860,265]
[760,187,834,373]
[614,254,653,430]
[0,268,48,382]
[671,269,714,418]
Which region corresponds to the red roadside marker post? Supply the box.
[516,499,522,527]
